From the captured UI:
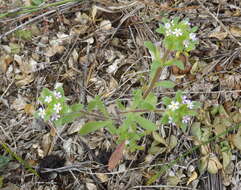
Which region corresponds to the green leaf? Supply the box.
[0,156,11,169]
[59,112,82,125]
[150,60,161,79]
[87,96,108,116]
[173,60,184,70]
[131,89,142,109]
[31,0,43,6]
[79,120,111,135]
[156,80,175,88]
[162,97,172,106]
[116,99,126,110]
[70,104,84,112]
[144,41,156,54]
[134,115,156,131]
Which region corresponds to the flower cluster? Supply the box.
[35,84,84,127]
[36,85,64,122]
[161,91,200,130]
[156,17,198,52]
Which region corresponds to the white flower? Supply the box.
[172,28,183,37]
[44,96,52,103]
[38,107,45,119]
[165,23,171,29]
[189,33,197,41]
[186,100,194,109]
[168,117,176,125]
[51,114,60,121]
[182,115,191,124]
[183,20,190,26]
[166,30,172,36]
[182,96,188,104]
[182,96,194,109]
[183,40,189,48]
[53,91,62,99]
[53,103,62,113]
[168,101,180,111]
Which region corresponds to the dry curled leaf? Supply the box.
[230,26,241,37]
[108,141,125,171]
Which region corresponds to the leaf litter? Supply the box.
[0,0,241,189]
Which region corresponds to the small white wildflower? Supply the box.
[168,101,180,111]
[183,20,190,26]
[53,91,62,99]
[182,96,188,104]
[182,115,191,124]
[44,96,52,103]
[172,28,183,37]
[165,23,171,29]
[166,30,172,36]
[182,96,194,109]
[38,107,45,119]
[183,40,189,48]
[53,103,62,113]
[51,114,60,121]
[189,33,197,41]
[168,117,176,125]
[186,100,194,109]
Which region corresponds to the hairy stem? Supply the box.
[143,49,170,99]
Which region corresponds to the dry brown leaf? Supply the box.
[108,141,125,171]
[15,74,34,86]
[209,31,228,40]
[68,120,86,135]
[230,26,241,37]
[207,155,222,174]
[86,183,97,190]
[96,173,109,183]
[100,20,112,31]
[24,103,35,115]
[70,25,89,35]
[41,133,52,156]
[0,55,13,73]
[11,95,27,111]
[231,128,241,151]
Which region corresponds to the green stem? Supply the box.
[143,49,170,99]
[0,141,39,176]
[0,0,83,19]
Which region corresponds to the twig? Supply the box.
[0,10,56,40]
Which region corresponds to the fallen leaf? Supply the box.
[100,20,112,31]
[207,155,222,174]
[24,104,35,115]
[11,95,27,111]
[231,128,241,151]
[152,131,167,146]
[0,55,13,73]
[41,133,52,156]
[86,183,97,190]
[230,26,241,37]
[15,74,34,86]
[167,175,180,186]
[108,141,125,170]
[96,173,109,183]
[209,31,228,40]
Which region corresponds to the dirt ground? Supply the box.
[0,0,241,189]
